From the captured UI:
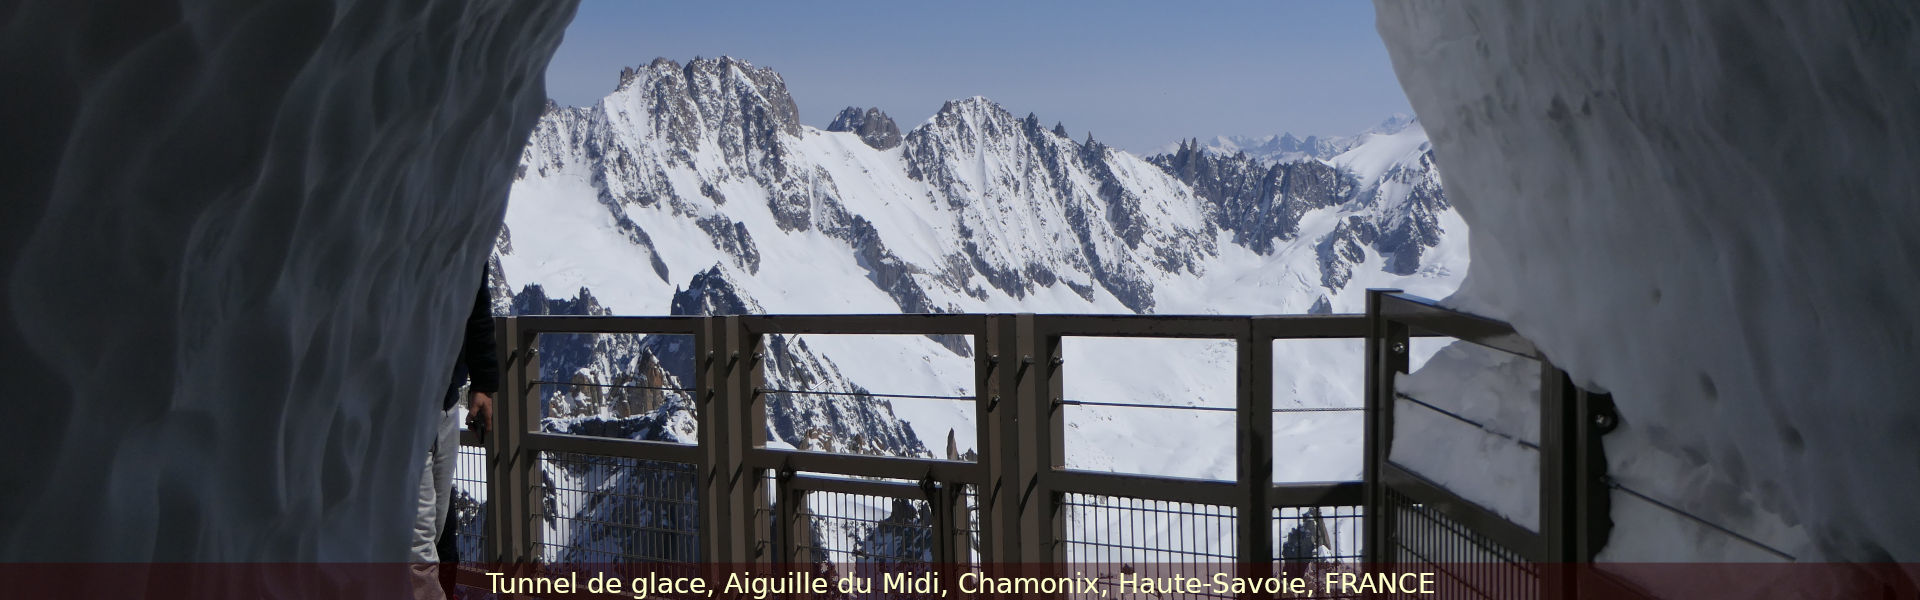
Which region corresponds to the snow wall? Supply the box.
[0,0,578,572]
[1376,0,1919,564]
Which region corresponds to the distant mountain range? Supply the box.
[1152,114,1420,164]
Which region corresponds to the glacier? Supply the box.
[1376,0,1920,573]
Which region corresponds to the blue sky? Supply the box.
[544,1,1413,152]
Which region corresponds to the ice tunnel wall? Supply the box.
[1375,1,1919,561]
[0,0,578,563]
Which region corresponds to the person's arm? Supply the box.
[463,270,500,435]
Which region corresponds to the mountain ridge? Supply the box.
[497,55,1466,479]
[1152,113,1421,163]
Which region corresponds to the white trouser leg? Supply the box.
[411,406,460,599]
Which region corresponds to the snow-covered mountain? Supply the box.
[1153,114,1420,164]
[492,56,1465,484]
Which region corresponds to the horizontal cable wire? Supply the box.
[1395,392,1540,450]
[754,387,973,401]
[1060,399,1363,413]
[531,380,693,393]
[1607,481,1795,561]
[1059,399,1236,412]
[1396,394,1794,561]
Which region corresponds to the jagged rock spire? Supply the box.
[826,106,902,150]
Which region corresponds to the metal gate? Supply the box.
[1364,290,1619,599]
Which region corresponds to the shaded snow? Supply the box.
[1395,342,1542,530]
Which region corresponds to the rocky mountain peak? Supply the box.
[893,94,1219,313]
[669,266,763,316]
[826,106,902,150]
[512,283,612,317]
[1151,144,1355,255]
[939,95,1000,113]
[603,55,803,154]
[922,96,1021,135]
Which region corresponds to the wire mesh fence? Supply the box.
[1386,487,1539,600]
[766,480,979,600]
[954,484,981,568]
[533,451,700,564]
[1060,493,1237,599]
[1274,505,1364,598]
[451,441,489,563]
[799,489,938,567]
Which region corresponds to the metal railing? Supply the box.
[452,433,489,562]
[443,291,1623,598]
[533,451,699,564]
[1364,290,1622,599]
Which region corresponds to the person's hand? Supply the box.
[467,391,494,439]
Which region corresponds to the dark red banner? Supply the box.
[2,562,1916,599]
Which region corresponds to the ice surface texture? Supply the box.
[0,0,578,571]
[1376,0,1919,561]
